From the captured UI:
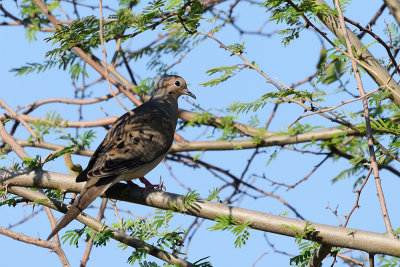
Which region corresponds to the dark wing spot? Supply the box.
[133,137,140,144]
[149,135,153,141]
[124,149,129,154]
[116,136,122,141]
[139,129,144,134]
[129,133,133,137]
[117,141,125,149]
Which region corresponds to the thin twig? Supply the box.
[344,168,372,227]
[169,154,305,219]
[0,122,29,160]
[369,254,375,267]
[265,103,278,130]
[111,200,124,230]
[334,0,393,236]
[336,253,365,266]
[0,98,37,139]
[285,0,400,103]
[288,89,379,128]
[32,0,143,107]
[7,185,193,266]
[344,16,400,76]
[44,206,70,266]
[80,198,108,267]
[357,3,386,39]
[250,252,268,267]
[98,0,131,114]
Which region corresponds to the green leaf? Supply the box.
[378,256,400,267]
[22,155,42,169]
[320,60,347,84]
[227,41,245,55]
[61,228,85,246]
[91,229,114,247]
[207,215,251,248]
[281,222,321,266]
[200,65,241,87]
[204,188,220,201]
[193,153,201,161]
[252,127,267,145]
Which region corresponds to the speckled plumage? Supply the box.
[47,75,195,240]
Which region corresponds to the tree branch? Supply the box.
[5,184,193,267]
[384,0,400,26]
[334,0,393,235]
[1,169,400,257]
[6,126,359,155]
[306,0,400,107]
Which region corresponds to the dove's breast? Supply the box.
[118,151,168,181]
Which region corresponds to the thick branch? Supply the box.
[384,0,400,26]
[334,0,393,235]
[309,0,400,107]
[105,64,274,138]
[32,0,143,107]
[0,122,29,159]
[5,185,193,267]
[0,113,117,128]
[1,169,400,257]
[7,126,359,155]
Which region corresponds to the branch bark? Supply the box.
[334,0,393,235]
[6,126,359,154]
[2,169,400,258]
[5,184,193,267]
[80,198,108,267]
[309,0,400,107]
[384,0,400,26]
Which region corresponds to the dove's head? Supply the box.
[152,75,196,100]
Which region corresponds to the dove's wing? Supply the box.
[47,102,175,240]
[47,75,195,241]
[80,103,176,182]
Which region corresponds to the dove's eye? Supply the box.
[174,80,181,86]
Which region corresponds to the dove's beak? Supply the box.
[183,88,196,99]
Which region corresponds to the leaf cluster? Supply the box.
[378,256,400,267]
[207,215,251,248]
[87,228,114,247]
[111,209,187,264]
[59,130,96,149]
[28,111,63,142]
[263,0,331,46]
[281,123,321,136]
[45,15,101,60]
[164,0,204,39]
[186,111,238,141]
[10,52,87,81]
[200,65,243,87]
[229,89,321,115]
[19,0,59,41]
[281,222,321,266]
[169,190,200,212]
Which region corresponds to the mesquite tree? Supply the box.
[1,0,400,266]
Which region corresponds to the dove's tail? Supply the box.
[47,178,112,240]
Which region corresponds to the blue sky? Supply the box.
[1,1,399,266]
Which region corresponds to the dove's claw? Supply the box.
[139,177,166,194]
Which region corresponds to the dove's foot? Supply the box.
[139,177,165,194]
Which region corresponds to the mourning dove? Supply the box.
[47,75,196,240]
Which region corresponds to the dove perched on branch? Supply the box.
[47,75,196,240]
